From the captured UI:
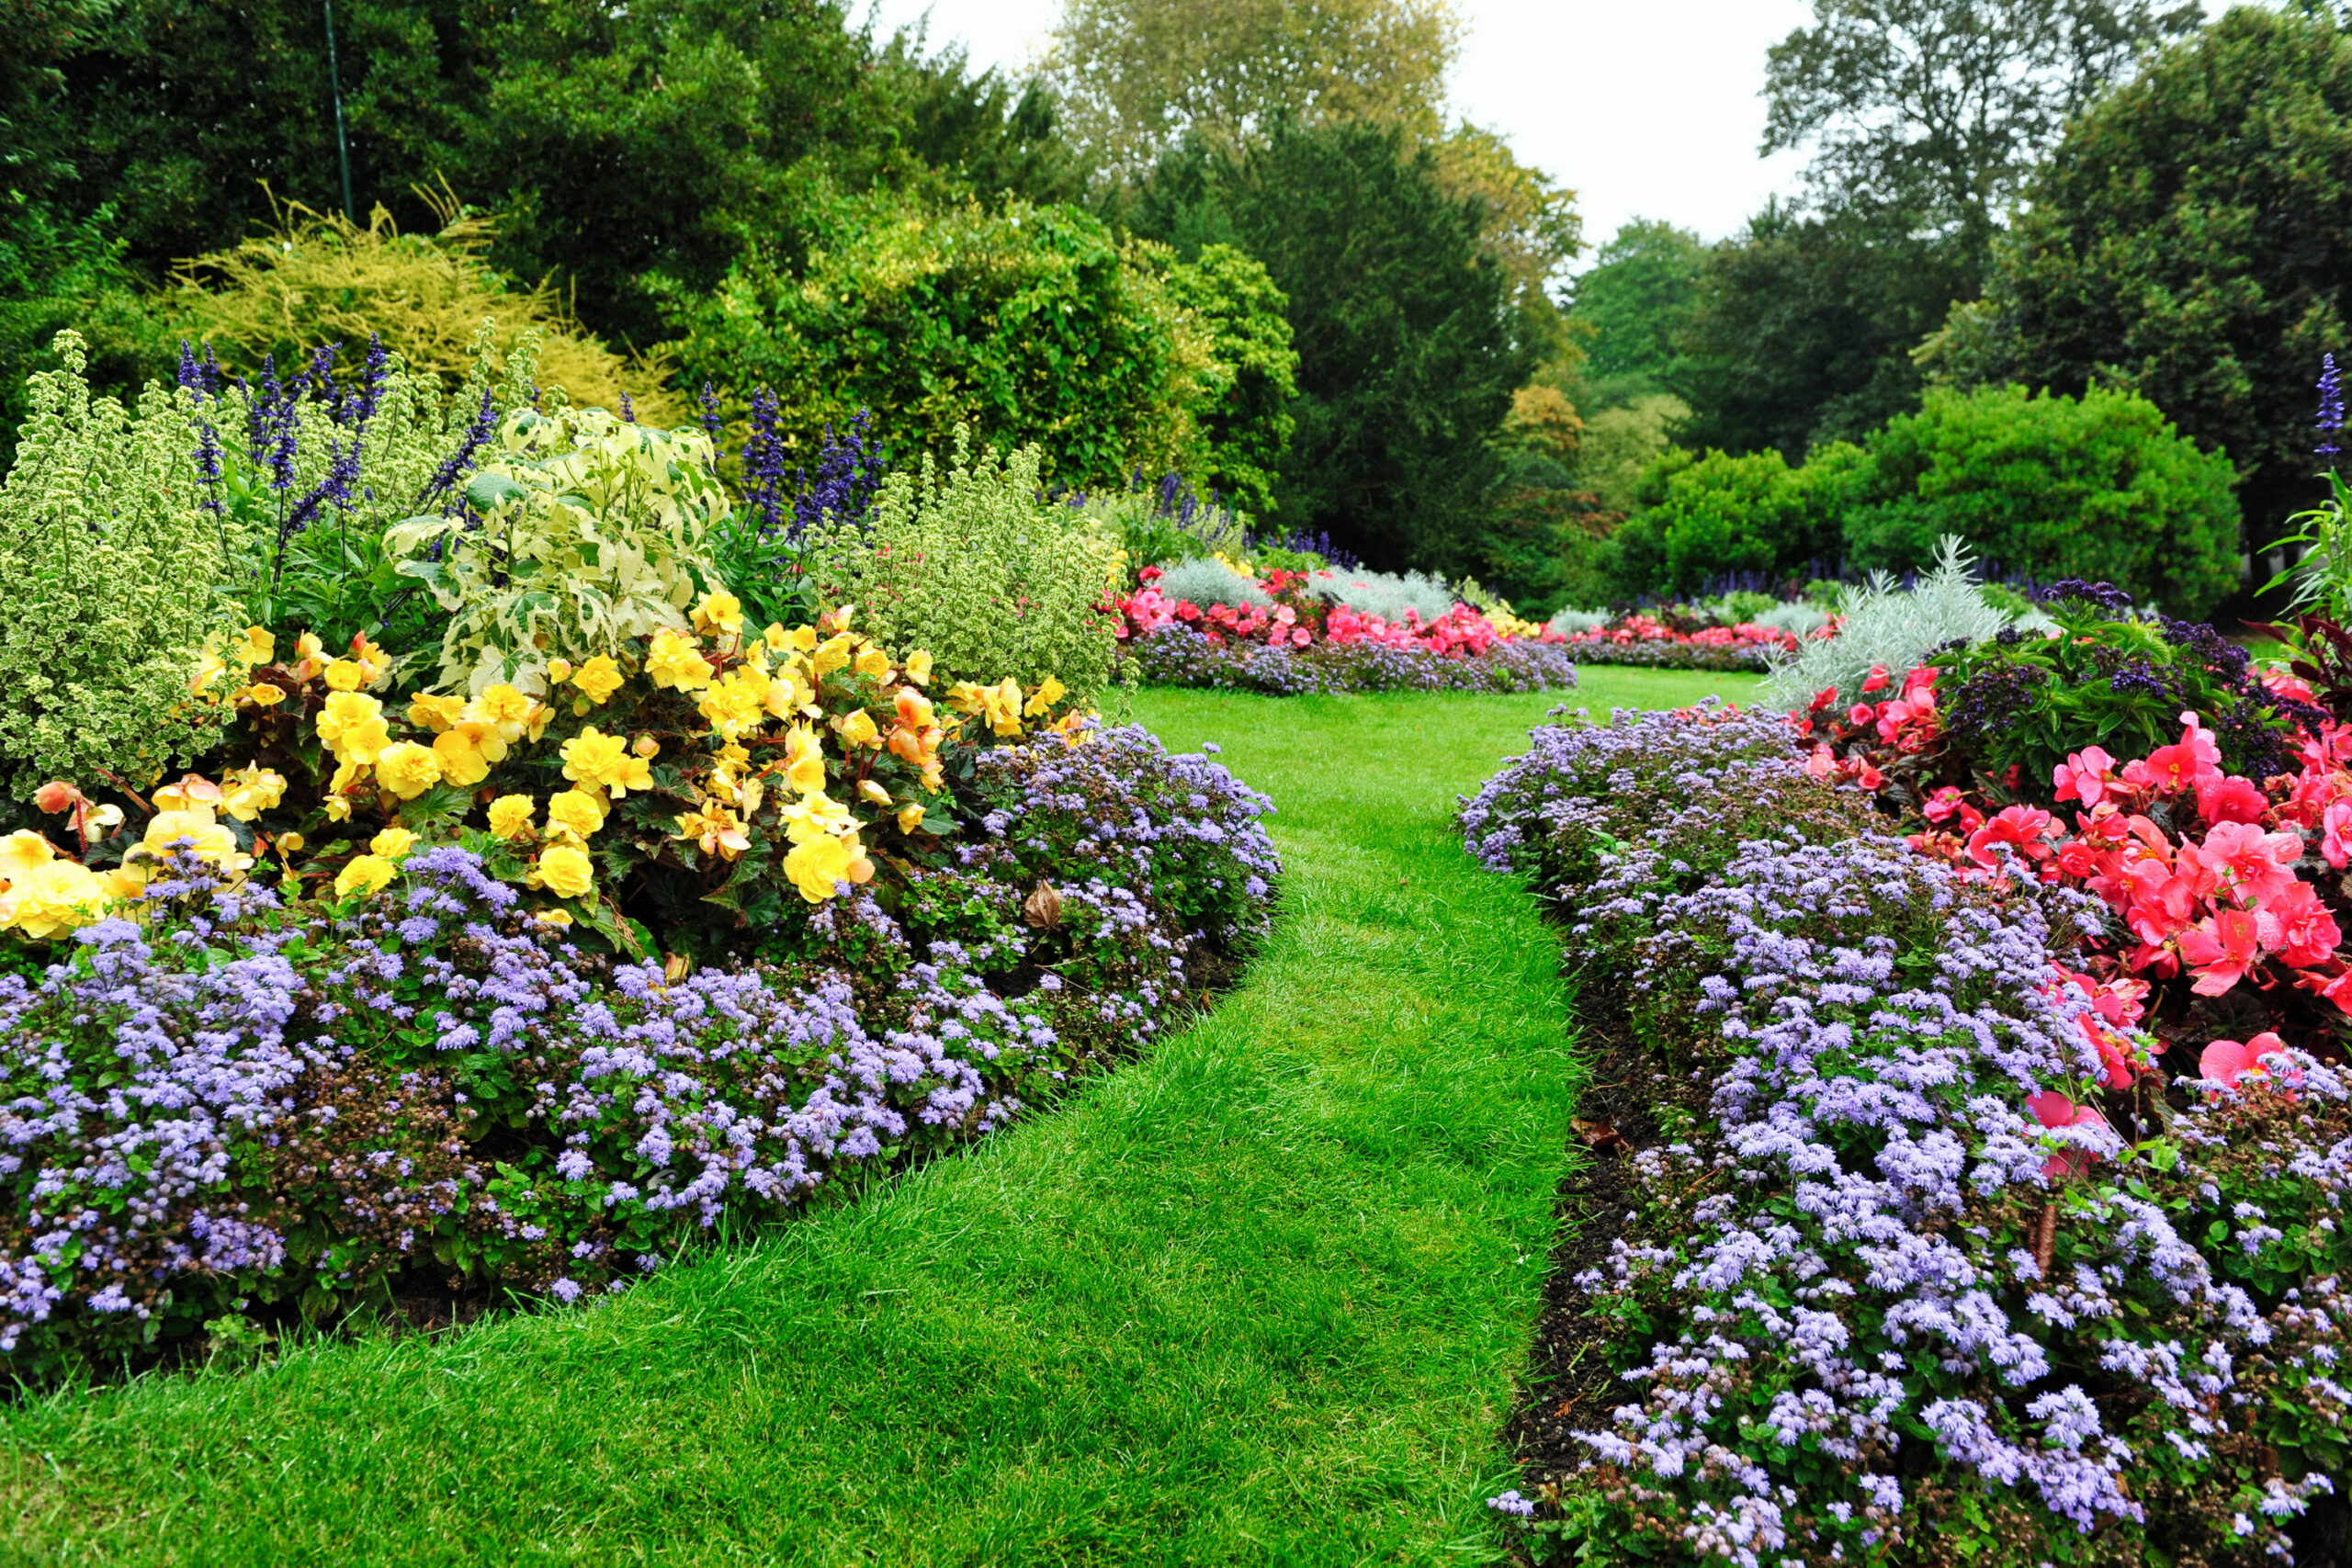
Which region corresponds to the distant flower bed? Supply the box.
[1464,694,2352,1565]
[1551,611,1802,671]
[1114,563,1573,693]
[1123,623,1579,696]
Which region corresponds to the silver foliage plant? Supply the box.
[1151,554,1269,609]
[1760,535,2015,709]
[1307,566,1454,625]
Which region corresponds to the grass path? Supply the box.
[0,668,1754,1567]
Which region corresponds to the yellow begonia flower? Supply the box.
[220,765,288,823]
[980,678,1023,737]
[323,659,365,692]
[783,725,827,795]
[571,655,625,705]
[290,632,327,682]
[896,802,928,834]
[783,834,855,903]
[488,795,537,840]
[369,827,419,860]
[0,858,111,939]
[141,805,251,878]
[1023,675,1068,717]
[676,805,751,861]
[275,832,305,857]
[902,650,933,686]
[853,645,891,681]
[375,741,444,801]
[763,624,790,652]
[546,789,607,840]
[432,730,493,788]
[317,692,391,764]
[350,636,392,688]
[857,780,894,807]
[471,684,534,742]
[548,660,575,686]
[324,795,354,822]
[408,693,468,732]
[239,626,274,666]
[534,844,594,899]
[334,854,397,899]
[836,709,880,749]
[692,590,743,637]
[0,830,55,882]
[697,669,771,742]
[560,727,653,796]
[810,634,854,681]
[153,775,221,812]
[524,701,554,743]
[238,682,288,708]
[645,629,712,692]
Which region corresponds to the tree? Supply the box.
[1676,201,1975,460]
[1764,0,2199,261]
[16,1,1084,350]
[1966,6,2352,548]
[1048,0,1459,175]
[1564,219,1705,406]
[1130,118,1532,572]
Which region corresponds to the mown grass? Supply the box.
[0,667,1756,1568]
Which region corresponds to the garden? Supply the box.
[6,0,2352,1562]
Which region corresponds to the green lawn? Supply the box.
[0,668,1757,1568]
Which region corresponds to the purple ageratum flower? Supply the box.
[1487,1490,1536,1517]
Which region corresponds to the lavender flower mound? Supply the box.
[1124,625,1581,696]
[0,732,1278,1379]
[1463,709,2352,1564]
[1554,639,1778,673]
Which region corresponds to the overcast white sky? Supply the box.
[865,0,2243,263]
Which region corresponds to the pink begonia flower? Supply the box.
[2027,1090,2109,1179]
[1860,665,1891,694]
[2179,908,2262,996]
[2052,745,2118,810]
[2258,879,2344,968]
[2184,818,2304,907]
[2200,1032,2292,1091]
[2122,711,2223,794]
[2194,773,2268,827]
[1965,805,2056,871]
[2324,799,2352,871]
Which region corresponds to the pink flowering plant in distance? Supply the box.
[1464,704,2352,1565]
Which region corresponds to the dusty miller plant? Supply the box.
[384,403,727,694]
[1761,534,2014,708]
[808,429,1121,698]
[0,331,234,795]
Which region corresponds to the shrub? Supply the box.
[1305,565,1455,625]
[0,332,232,798]
[1150,556,1269,610]
[161,194,684,423]
[1932,586,2322,801]
[807,431,1123,699]
[1634,446,1847,595]
[1845,384,2241,620]
[1157,243,1299,519]
[384,404,729,694]
[662,195,1255,489]
[1760,536,2015,708]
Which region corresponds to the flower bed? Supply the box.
[1551,612,1800,672]
[1463,702,2352,1565]
[0,717,1274,1378]
[1122,623,1580,695]
[1114,563,1577,694]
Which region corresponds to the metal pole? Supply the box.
[323,0,356,221]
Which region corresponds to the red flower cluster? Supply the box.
[1800,665,1941,791]
[1114,567,1555,657]
[1555,612,1802,653]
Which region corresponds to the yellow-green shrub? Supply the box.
[806,430,1122,698]
[0,332,232,796]
[160,194,684,423]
